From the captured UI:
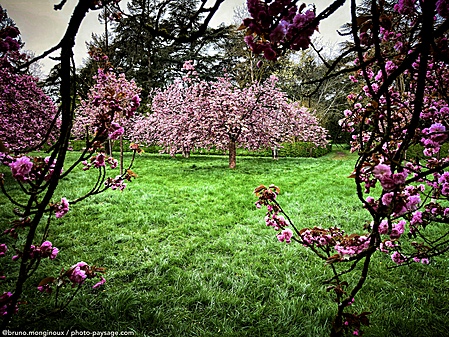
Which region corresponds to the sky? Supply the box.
[1,0,351,74]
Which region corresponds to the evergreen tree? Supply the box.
[78,0,230,103]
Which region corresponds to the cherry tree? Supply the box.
[132,61,328,168]
[0,6,59,153]
[247,0,449,335]
[72,58,141,173]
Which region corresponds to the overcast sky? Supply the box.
[1,0,350,74]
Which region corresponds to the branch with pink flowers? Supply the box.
[248,0,449,336]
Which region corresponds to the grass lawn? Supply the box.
[1,150,448,336]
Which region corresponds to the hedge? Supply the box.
[68,140,332,158]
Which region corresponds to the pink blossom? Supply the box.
[406,194,421,210]
[381,192,394,206]
[277,228,293,243]
[93,153,106,168]
[69,262,88,285]
[378,220,389,235]
[9,156,33,182]
[0,292,17,316]
[50,247,59,260]
[0,244,7,257]
[55,197,69,218]
[394,0,416,15]
[373,164,391,178]
[410,211,423,225]
[335,235,370,257]
[391,251,406,264]
[40,241,52,253]
[108,122,124,140]
[269,21,288,44]
[392,171,408,185]
[428,123,447,143]
[390,220,406,239]
[436,0,449,18]
[107,157,118,169]
[92,277,106,289]
[444,208,449,217]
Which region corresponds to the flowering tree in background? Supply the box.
[72,58,141,174]
[132,61,328,168]
[248,0,449,335]
[0,7,59,153]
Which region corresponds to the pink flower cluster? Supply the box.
[255,185,375,258]
[300,227,342,247]
[334,235,370,257]
[301,226,371,258]
[394,0,449,18]
[277,228,293,243]
[55,197,69,219]
[0,292,18,316]
[82,153,118,170]
[372,164,408,192]
[72,68,141,147]
[69,261,89,285]
[12,241,59,262]
[2,155,61,184]
[105,175,126,191]
[9,156,33,182]
[242,0,318,60]
[37,261,106,293]
[340,34,449,264]
[254,185,295,244]
[0,244,7,258]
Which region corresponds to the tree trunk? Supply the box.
[119,135,124,175]
[0,140,8,153]
[229,140,236,169]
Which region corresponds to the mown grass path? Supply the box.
[1,151,448,336]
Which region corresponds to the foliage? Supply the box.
[274,47,355,144]
[248,0,449,336]
[77,0,231,103]
[270,141,332,158]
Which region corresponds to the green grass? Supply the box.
[1,150,449,336]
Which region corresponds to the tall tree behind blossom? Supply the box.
[77,0,231,104]
[246,0,449,335]
[131,61,328,168]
